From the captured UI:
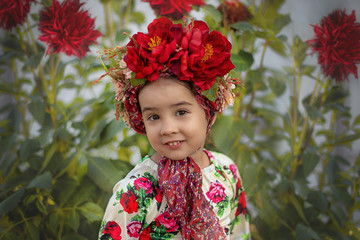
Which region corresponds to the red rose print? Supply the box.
[155,211,180,232]
[120,190,138,213]
[139,225,151,240]
[142,0,205,20]
[0,0,35,30]
[155,189,163,203]
[127,221,142,238]
[235,191,247,216]
[38,0,102,58]
[134,177,154,194]
[206,181,226,204]
[102,221,122,240]
[229,164,238,179]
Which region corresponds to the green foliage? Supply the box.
[1,0,359,239]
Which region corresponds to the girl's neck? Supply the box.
[150,150,211,169]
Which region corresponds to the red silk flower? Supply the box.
[124,17,178,81]
[173,20,235,90]
[142,0,205,20]
[308,9,360,83]
[102,221,122,240]
[0,0,35,30]
[38,0,102,58]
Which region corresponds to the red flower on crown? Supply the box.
[173,20,235,90]
[38,0,102,58]
[124,17,178,81]
[307,9,360,83]
[0,0,35,30]
[142,0,205,20]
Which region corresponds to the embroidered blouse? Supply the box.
[98,150,250,240]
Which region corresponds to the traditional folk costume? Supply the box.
[97,17,251,240]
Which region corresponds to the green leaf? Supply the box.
[308,191,328,213]
[231,21,254,31]
[130,12,145,26]
[302,150,320,176]
[293,36,308,68]
[323,87,348,106]
[28,98,46,125]
[295,223,320,240]
[203,4,222,23]
[68,209,80,231]
[28,171,52,189]
[0,188,24,215]
[20,139,40,161]
[268,77,286,96]
[231,50,254,71]
[62,233,88,240]
[78,202,103,223]
[293,179,309,199]
[274,14,291,33]
[130,77,146,87]
[202,80,218,102]
[25,222,40,240]
[87,156,126,192]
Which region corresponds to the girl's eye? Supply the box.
[176,110,188,116]
[148,115,159,121]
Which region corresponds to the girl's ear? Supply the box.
[207,114,217,134]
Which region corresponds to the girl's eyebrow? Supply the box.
[141,101,192,114]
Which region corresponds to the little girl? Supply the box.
[97,17,250,240]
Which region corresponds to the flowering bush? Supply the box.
[0,0,359,239]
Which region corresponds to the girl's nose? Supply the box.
[160,118,178,135]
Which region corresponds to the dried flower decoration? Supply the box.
[217,0,253,25]
[38,0,102,58]
[96,17,241,134]
[307,9,360,83]
[0,0,36,30]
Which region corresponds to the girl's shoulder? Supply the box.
[207,150,237,168]
[112,155,158,193]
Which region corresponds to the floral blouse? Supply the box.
[98,150,250,240]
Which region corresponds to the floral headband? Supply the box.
[96,17,241,134]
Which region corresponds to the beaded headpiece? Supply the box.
[96,17,241,134]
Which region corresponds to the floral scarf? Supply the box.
[158,156,226,239]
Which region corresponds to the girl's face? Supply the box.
[138,77,208,162]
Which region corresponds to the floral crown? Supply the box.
[96,17,241,134]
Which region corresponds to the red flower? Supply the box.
[102,221,122,240]
[139,225,151,240]
[173,20,235,90]
[134,177,154,194]
[155,211,180,232]
[155,189,163,203]
[235,191,247,216]
[229,164,238,179]
[0,0,35,30]
[217,0,253,25]
[124,17,178,81]
[127,221,142,238]
[142,0,205,20]
[307,9,360,83]
[120,190,139,213]
[206,181,226,204]
[38,0,102,58]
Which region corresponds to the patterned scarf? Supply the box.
[158,156,226,240]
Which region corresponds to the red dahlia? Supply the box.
[308,9,360,83]
[142,0,205,20]
[217,0,253,25]
[0,0,35,30]
[38,0,102,58]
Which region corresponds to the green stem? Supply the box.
[26,19,38,53]
[231,30,238,54]
[104,1,114,45]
